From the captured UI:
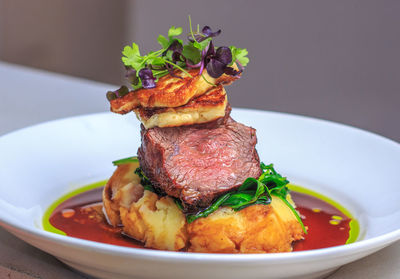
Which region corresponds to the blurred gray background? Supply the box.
[0,0,399,142]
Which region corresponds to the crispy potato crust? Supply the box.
[109,67,238,113]
[187,197,304,253]
[102,162,141,226]
[134,85,227,129]
[103,163,304,252]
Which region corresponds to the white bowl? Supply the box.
[0,109,399,279]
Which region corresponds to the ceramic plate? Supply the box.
[0,109,399,279]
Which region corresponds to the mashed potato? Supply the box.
[103,162,304,252]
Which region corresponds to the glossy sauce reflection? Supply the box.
[49,187,352,251]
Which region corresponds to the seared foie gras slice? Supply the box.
[134,85,227,129]
[110,65,239,114]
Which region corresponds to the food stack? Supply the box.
[103,24,304,253]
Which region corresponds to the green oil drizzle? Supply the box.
[42,180,107,236]
[288,184,360,244]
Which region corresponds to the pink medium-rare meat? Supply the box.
[137,116,262,211]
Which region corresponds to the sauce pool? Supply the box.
[46,186,358,251]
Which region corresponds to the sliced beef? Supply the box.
[137,115,262,211]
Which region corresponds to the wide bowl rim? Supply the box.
[0,109,399,263]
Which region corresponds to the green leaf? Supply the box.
[229,46,249,67]
[147,56,165,65]
[223,193,254,207]
[182,44,201,64]
[112,156,138,166]
[122,43,143,69]
[226,178,269,209]
[184,162,306,234]
[238,177,258,191]
[174,198,184,210]
[273,193,307,234]
[134,167,156,192]
[193,37,212,51]
[186,193,232,224]
[152,69,169,78]
[187,177,271,223]
[157,35,169,49]
[168,26,183,39]
[164,50,174,61]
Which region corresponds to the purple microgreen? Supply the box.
[163,40,184,66]
[107,85,130,100]
[188,25,221,43]
[138,68,157,89]
[215,46,232,64]
[106,91,117,101]
[115,85,129,98]
[201,26,221,40]
[224,66,242,77]
[206,59,227,78]
[168,40,183,53]
[203,42,232,78]
[125,67,139,85]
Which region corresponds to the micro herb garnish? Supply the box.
[186,163,307,234]
[107,16,249,101]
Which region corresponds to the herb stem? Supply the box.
[201,73,216,86]
[188,15,198,43]
[165,60,193,78]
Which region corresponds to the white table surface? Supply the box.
[0,61,398,279]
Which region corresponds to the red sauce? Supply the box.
[291,192,351,251]
[50,187,142,248]
[49,188,351,251]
